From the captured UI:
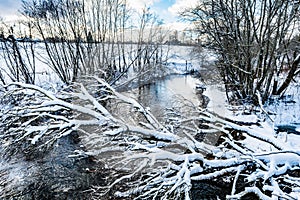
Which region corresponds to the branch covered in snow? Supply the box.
[97,109,300,199]
[1,79,300,199]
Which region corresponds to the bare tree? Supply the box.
[0,23,36,85]
[181,0,300,103]
[21,0,82,83]
[21,0,128,83]
[20,0,167,86]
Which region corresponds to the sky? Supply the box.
[0,0,197,29]
[0,0,23,22]
[127,0,198,26]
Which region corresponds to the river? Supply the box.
[123,75,202,120]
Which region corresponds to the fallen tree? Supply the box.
[1,78,300,199]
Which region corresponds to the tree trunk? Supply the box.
[275,54,300,95]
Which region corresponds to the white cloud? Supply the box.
[162,21,193,31]
[0,0,23,22]
[127,0,160,11]
[168,0,198,15]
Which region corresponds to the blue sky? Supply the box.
[0,0,197,25]
[152,0,177,23]
[127,0,198,25]
[127,0,179,24]
[0,0,22,21]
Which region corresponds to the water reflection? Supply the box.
[124,75,201,120]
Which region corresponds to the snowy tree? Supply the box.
[181,0,300,103]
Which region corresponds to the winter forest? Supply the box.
[1,0,300,199]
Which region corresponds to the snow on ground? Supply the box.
[266,81,300,126]
[167,54,193,74]
[203,85,227,115]
[0,43,62,88]
[165,46,217,74]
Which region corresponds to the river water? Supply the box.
[123,75,202,120]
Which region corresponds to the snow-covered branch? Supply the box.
[1,79,300,199]
[100,109,300,199]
